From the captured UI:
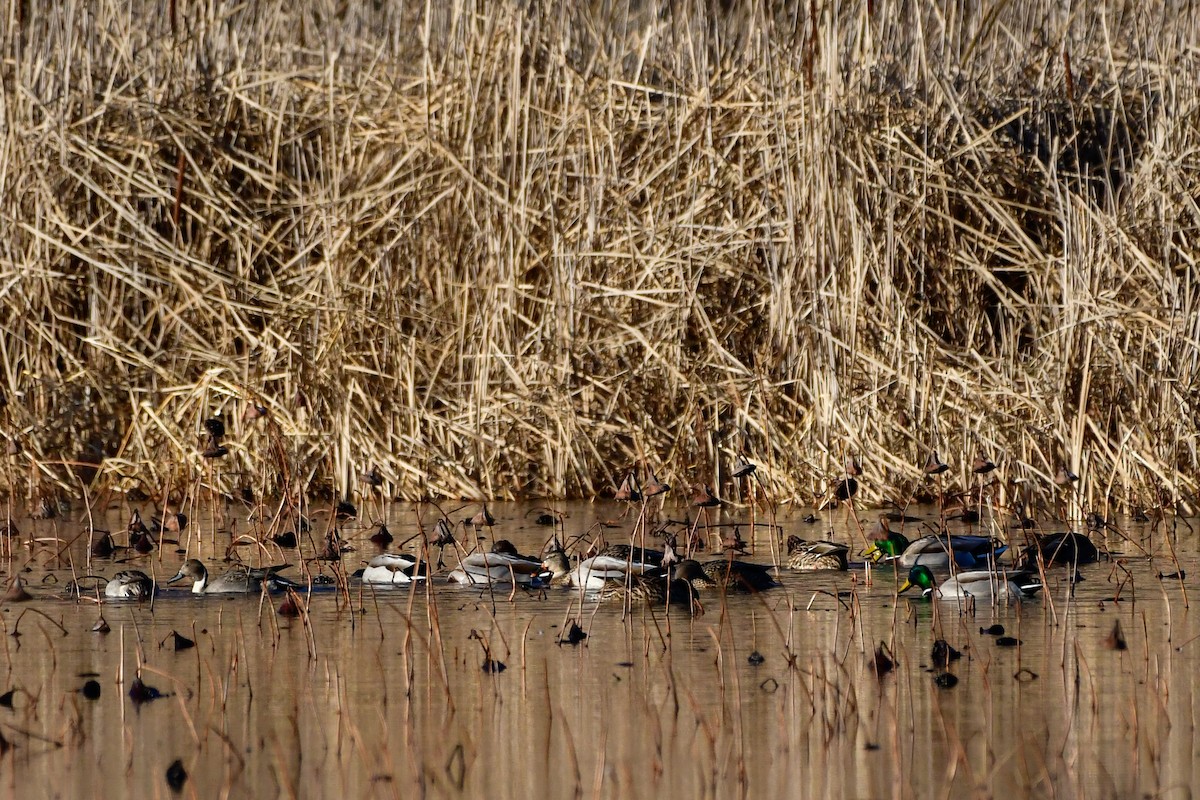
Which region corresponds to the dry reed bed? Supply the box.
[0,1,1197,512]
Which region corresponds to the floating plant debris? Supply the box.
[934,672,959,689]
[170,631,195,651]
[82,680,101,700]
[272,530,298,548]
[996,637,1021,648]
[3,578,31,603]
[559,621,586,646]
[278,593,301,617]
[470,505,495,527]
[166,759,188,792]
[129,678,164,705]
[931,639,962,668]
[872,642,895,675]
[369,524,394,546]
[747,651,765,666]
[1106,620,1128,651]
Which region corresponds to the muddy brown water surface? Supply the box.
[0,501,1196,799]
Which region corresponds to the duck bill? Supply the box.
[863,545,881,563]
[898,579,914,594]
[166,569,186,585]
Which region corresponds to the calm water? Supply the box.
[0,500,1196,799]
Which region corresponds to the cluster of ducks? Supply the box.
[101,560,299,599]
[860,517,1100,602]
[89,500,1102,610]
[357,537,778,607]
[341,513,1101,608]
[75,439,1113,607]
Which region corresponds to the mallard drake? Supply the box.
[674,559,779,593]
[899,564,1041,602]
[359,553,430,585]
[1016,531,1099,569]
[865,531,1006,569]
[168,559,296,594]
[447,551,543,585]
[786,536,849,571]
[105,570,154,599]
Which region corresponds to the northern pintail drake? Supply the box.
[865,531,1006,569]
[1016,531,1099,569]
[673,559,779,593]
[168,559,296,594]
[591,543,665,567]
[569,554,658,591]
[786,536,849,571]
[447,551,544,585]
[359,553,430,585]
[105,570,155,599]
[899,564,1041,603]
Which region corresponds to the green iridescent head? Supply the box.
[898,564,936,595]
[866,530,911,562]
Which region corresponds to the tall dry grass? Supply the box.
[0,0,1197,511]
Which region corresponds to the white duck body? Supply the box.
[361,554,427,585]
[570,555,656,591]
[447,552,544,585]
[105,570,154,599]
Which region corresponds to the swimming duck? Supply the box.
[359,553,430,585]
[568,554,659,590]
[592,543,666,567]
[598,571,697,606]
[1016,531,1099,569]
[105,570,155,599]
[865,530,1006,569]
[786,536,849,570]
[167,559,296,594]
[673,559,779,593]
[540,548,573,586]
[899,564,1041,602]
[447,551,544,585]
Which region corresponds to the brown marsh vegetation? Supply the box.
[0,1,1197,517]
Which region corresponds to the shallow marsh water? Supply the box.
[0,500,1196,799]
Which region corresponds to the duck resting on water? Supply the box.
[447,540,545,585]
[786,536,849,571]
[357,553,431,584]
[899,564,1041,603]
[865,526,1007,569]
[104,570,155,599]
[168,559,298,594]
